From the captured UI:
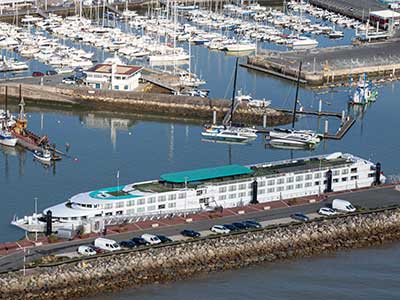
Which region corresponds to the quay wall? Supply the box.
[0,84,291,126]
[2,208,400,300]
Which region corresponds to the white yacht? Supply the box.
[11,152,385,233]
[0,125,17,147]
[201,125,255,142]
[290,37,318,50]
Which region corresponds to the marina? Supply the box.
[0,0,400,299]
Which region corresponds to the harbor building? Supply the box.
[84,62,143,92]
[369,10,400,30]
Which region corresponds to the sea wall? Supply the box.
[1,208,400,300]
[0,84,291,126]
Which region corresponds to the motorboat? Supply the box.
[269,128,322,141]
[236,90,271,108]
[290,36,318,50]
[201,126,254,142]
[0,126,17,147]
[33,148,52,163]
[350,77,378,105]
[269,132,320,148]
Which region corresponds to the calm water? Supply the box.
[82,242,400,300]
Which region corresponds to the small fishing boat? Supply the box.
[33,148,52,163]
[0,126,17,147]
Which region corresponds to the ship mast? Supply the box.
[230,57,239,125]
[292,61,302,129]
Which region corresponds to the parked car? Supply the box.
[62,76,75,84]
[32,71,44,77]
[141,234,162,245]
[210,225,230,234]
[231,222,247,230]
[243,220,262,228]
[156,234,172,243]
[131,237,148,246]
[87,245,106,254]
[77,245,96,256]
[290,213,310,222]
[119,240,137,248]
[332,199,356,213]
[180,229,201,238]
[223,224,238,231]
[45,70,57,76]
[94,237,121,252]
[318,207,337,216]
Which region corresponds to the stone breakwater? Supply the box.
[0,84,291,126]
[2,209,400,300]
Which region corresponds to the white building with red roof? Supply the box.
[84,59,143,92]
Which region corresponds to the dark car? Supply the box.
[231,222,247,230]
[180,229,201,238]
[131,237,148,246]
[223,224,238,231]
[88,245,106,254]
[290,213,310,222]
[156,234,172,243]
[45,70,57,76]
[32,71,44,77]
[243,220,262,228]
[119,240,137,248]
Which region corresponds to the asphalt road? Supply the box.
[0,186,399,272]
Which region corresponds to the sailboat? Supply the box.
[0,87,17,147]
[201,58,257,142]
[268,61,322,149]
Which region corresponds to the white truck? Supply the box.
[332,199,356,213]
[94,238,121,252]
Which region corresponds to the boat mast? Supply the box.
[292,61,302,128]
[230,57,239,125]
[4,86,7,120]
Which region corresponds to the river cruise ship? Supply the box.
[12,152,384,232]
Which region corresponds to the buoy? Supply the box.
[57,120,61,124]
[74,158,79,162]
[128,132,132,135]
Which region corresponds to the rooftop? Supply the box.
[370,10,400,18]
[86,64,143,76]
[160,165,254,184]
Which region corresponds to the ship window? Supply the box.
[315,181,320,186]
[305,182,312,187]
[286,177,294,183]
[137,198,145,205]
[239,183,246,190]
[351,175,358,180]
[147,205,156,211]
[229,193,237,199]
[126,199,135,207]
[168,194,176,201]
[228,185,237,192]
[342,169,349,175]
[286,185,293,190]
[81,216,87,220]
[147,197,156,204]
[267,188,275,193]
[295,184,303,189]
[248,191,253,196]
[239,192,246,197]
[277,186,284,192]
[116,210,123,215]
[305,174,312,180]
[314,173,321,179]
[199,198,209,204]
[219,195,227,200]
[115,202,124,208]
[158,195,166,202]
[333,179,339,183]
[168,202,176,208]
[351,168,357,173]
[126,208,135,215]
[178,192,186,199]
[342,177,348,182]
[137,207,145,213]
[267,179,275,186]
[295,175,303,182]
[104,203,113,209]
[333,170,340,176]
[158,204,166,209]
[259,181,266,187]
[219,187,227,193]
[259,189,265,194]
[277,178,284,184]
[95,214,102,217]
[105,212,112,216]
[196,190,203,196]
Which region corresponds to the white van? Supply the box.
[141,234,161,245]
[77,245,96,256]
[332,199,356,213]
[94,237,121,252]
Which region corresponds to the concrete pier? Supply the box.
[245,40,400,86]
